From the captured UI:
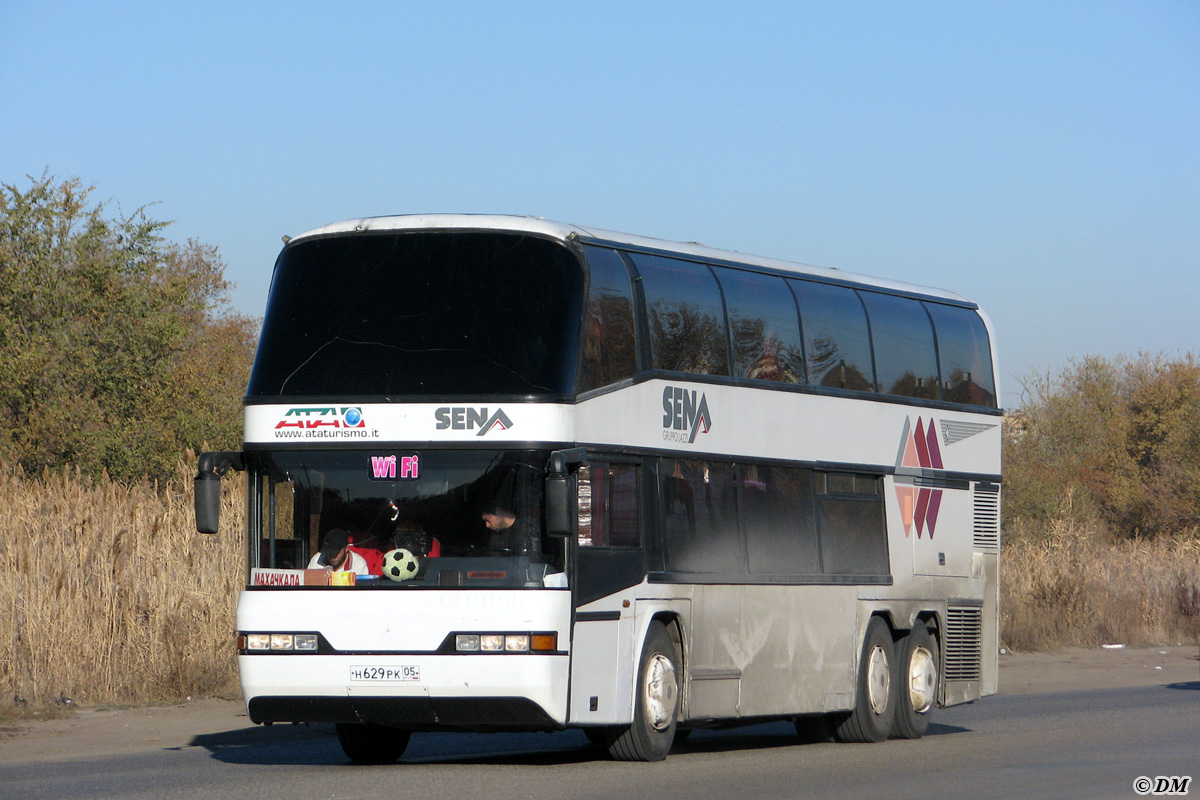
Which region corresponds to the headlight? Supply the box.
[246,633,272,651]
[453,632,558,653]
[241,632,319,652]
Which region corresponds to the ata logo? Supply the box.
[662,385,711,444]
[434,407,514,436]
[275,407,365,429]
[895,417,943,538]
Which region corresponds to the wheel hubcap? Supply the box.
[867,644,891,716]
[644,653,678,731]
[907,645,936,714]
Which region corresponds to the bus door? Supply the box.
[568,461,645,725]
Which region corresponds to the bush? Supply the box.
[0,172,257,483]
[1004,353,1200,540]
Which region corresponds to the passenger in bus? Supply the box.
[308,528,370,575]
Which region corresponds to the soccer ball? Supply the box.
[382,548,419,582]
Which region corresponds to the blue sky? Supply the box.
[2,1,1197,407]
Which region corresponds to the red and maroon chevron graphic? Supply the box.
[896,417,942,538]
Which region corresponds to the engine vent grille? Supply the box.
[944,606,983,681]
[972,484,1000,553]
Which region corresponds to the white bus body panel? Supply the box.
[237,589,572,724]
[574,380,999,478]
[243,380,1000,477]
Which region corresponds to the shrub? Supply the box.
[1004,353,1200,540]
[0,173,257,483]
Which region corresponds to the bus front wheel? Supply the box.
[335,722,411,764]
[606,621,679,761]
[835,616,896,743]
[892,624,938,739]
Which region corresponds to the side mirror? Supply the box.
[194,451,244,534]
[544,447,587,538]
[545,474,571,537]
[195,471,222,534]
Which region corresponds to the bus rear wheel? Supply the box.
[606,621,679,761]
[892,624,938,739]
[335,722,411,764]
[835,616,896,743]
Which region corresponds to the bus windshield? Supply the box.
[247,231,585,398]
[250,449,566,588]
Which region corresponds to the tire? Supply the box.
[834,616,896,743]
[607,621,680,761]
[892,624,938,739]
[334,722,411,764]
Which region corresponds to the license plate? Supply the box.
[349,665,420,682]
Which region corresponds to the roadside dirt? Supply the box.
[1,645,1197,763]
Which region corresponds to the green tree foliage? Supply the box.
[0,173,257,482]
[1004,353,1200,539]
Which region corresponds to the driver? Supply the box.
[479,502,539,555]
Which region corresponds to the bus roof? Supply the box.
[290,213,972,305]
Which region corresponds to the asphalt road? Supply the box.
[3,681,1197,800]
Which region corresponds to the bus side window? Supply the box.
[713,267,806,384]
[924,302,997,408]
[578,247,639,394]
[607,465,639,546]
[631,254,730,377]
[579,463,640,548]
[659,459,741,573]
[859,292,940,401]
[815,471,889,577]
[743,464,820,575]
[790,280,874,392]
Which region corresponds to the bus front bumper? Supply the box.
[240,653,570,731]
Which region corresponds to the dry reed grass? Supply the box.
[0,455,244,710]
[1002,519,1200,651]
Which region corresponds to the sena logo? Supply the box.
[434,407,514,436]
[662,386,711,444]
[275,406,365,429]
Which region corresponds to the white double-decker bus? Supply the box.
[195,214,1001,763]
